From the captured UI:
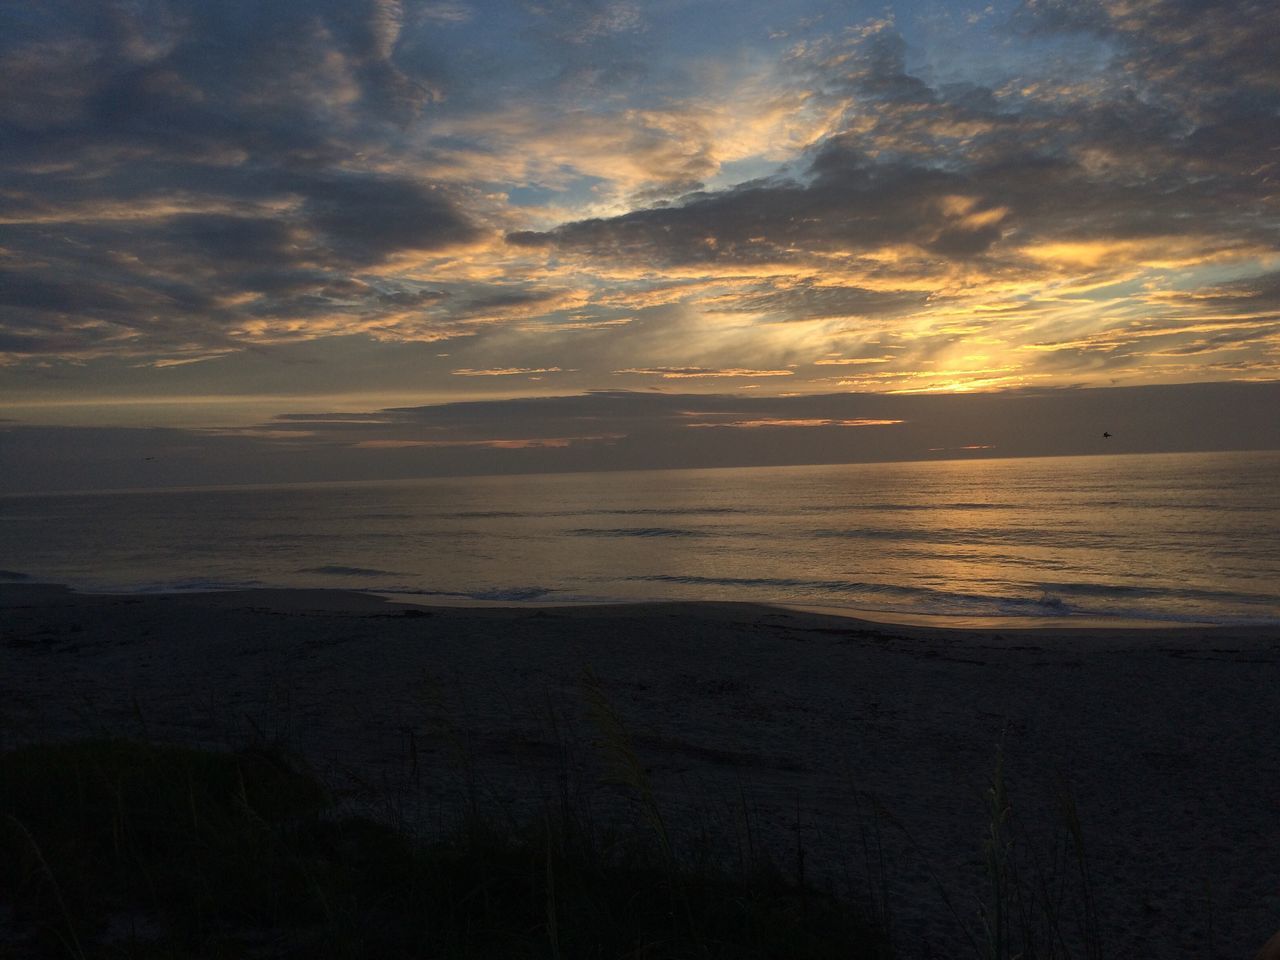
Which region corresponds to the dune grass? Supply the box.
[0,738,890,959]
[0,666,1113,959]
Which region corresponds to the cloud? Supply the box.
[491,4,1278,388]
[0,0,480,363]
[1016,0,1279,97]
[5,382,1278,493]
[418,3,474,25]
[685,417,903,428]
[705,282,930,321]
[519,0,645,48]
[1,0,1279,397]
[507,157,1010,266]
[531,0,645,45]
[353,435,609,449]
[515,317,633,332]
[451,366,569,376]
[614,367,795,379]
[297,173,481,262]
[1156,270,1280,318]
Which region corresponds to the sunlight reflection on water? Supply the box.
[2,451,1278,624]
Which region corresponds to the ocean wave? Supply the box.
[317,583,627,604]
[125,577,268,593]
[327,513,415,521]
[632,573,931,596]
[801,501,1013,512]
[811,527,1120,548]
[471,586,556,601]
[631,573,1085,616]
[0,569,31,581]
[626,574,1280,624]
[570,527,710,538]
[252,532,350,543]
[451,507,745,519]
[1031,580,1280,606]
[893,547,1077,570]
[594,507,745,516]
[299,565,403,578]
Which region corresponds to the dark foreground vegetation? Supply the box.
[0,739,888,959]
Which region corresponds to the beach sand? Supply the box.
[2,583,1277,958]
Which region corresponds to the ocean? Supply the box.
[2,450,1278,625]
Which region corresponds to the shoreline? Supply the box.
[3,583,1278,957]
[381,591,1228,631]
[4,580,1265,634]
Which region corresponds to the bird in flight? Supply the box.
[1102,432,1112,439]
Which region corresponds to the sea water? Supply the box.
[2,450,1278,625]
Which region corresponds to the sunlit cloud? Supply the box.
[515,317,634,332]
[136,355,232,369]
[451,367,570,377]
[614,367,795,379]
[686,417,903,428]
[353,435,617,449]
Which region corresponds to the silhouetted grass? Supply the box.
[0,738,890,959]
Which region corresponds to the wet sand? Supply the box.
[2,583,1277,958]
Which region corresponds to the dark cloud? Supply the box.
[0,0,440,158]
[1017,0,1279,104]
[275,381,1280,455]
[0,270,137,317]
[1173,271,1280,317]
[373,285,447,307]
[164,215,311,268]
[1010,0,1280,226]
[5,382,1278,493]
[837,26,935,105]
[0,177,476,360]
[509,154,1009,264]
[445,287,575,319]
[506,98,1008,271]
[517,110,1254,278]
[0,0,478,360]
[0,259,237,358]
[297,174,480,261]
[511,2,1278,292]
[709,283,929,321]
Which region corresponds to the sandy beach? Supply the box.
[2,583,1277,958]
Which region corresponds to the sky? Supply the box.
[1,0,1278,491]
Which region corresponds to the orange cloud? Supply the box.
[686,417,903,428]
[354,434,622,449]
[614,367,795,378]
[451,367,570,376]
